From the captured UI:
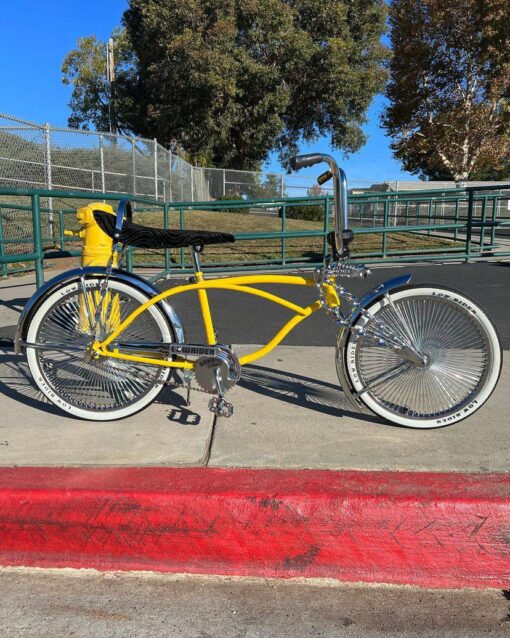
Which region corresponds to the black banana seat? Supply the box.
[93,210,235,250]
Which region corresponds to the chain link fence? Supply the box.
[0,113,340,205]
[3,113,510,204]
[3,112,510,279]
[0,113,197,202]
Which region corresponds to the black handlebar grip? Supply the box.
[317,170,333,186]
[289,153,325,171]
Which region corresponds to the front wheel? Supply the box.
[26,277,175,421]
[340,285,502,428]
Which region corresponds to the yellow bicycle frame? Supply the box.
[92,272,340,370]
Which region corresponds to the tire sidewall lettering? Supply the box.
[345,286,500,429]
[26,278,173,420]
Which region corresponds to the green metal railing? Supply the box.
[1,184,510,288]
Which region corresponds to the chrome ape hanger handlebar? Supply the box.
[289,153,350,259]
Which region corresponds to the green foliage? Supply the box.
[62,29,138,134]
[285,203,324,221]
[215,195,249,214]
[62,0,388,169]
[469,157,510,181]
[383,0,510,182]
[257,174,286,199]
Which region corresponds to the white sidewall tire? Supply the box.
[345,286,502,429]
[26,278,173,421]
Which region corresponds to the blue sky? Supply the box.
[0,0,413,181]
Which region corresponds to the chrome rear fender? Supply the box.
[15,267,185,354]
[335,274,412,410]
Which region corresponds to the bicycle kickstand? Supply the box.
[208,368,234,418]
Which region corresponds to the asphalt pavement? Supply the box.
[0,569,508,637]
[159,261,510,349]
[1,261,509,348]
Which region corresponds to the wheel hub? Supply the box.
[416,352,433,370]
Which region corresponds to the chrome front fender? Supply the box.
[15,267,185,354]
[335,274,412,411]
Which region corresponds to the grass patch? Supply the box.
[0,201,464,275]
[131,208,463,266]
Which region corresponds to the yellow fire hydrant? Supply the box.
[64,203,120,334]
[64,202,117,268]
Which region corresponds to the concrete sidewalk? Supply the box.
[0,343,508,471]
[0,271,508,471]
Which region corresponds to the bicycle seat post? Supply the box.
[190,245,217,345]
[191,246,202,274]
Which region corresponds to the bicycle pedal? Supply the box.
[208,396,234,418]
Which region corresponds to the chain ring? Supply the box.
[194,350,240,394]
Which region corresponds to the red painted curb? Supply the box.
[0,467,509,589]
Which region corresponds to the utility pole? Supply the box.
[106,37,117,135]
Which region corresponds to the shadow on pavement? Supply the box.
[0,351,64,417]
[0,349,200,423]
[239,362,385,426]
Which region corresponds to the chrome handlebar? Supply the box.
[289,153,349,258]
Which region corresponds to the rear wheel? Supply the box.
[341,285,502,428]
[26,277,174,420]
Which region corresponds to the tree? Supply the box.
[383,0,510,183]
[307,183,326,197]
[62,0,388,170]
[62,30,138,135]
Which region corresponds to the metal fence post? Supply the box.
[222,169,226,197]
[491,196,497,247]
[44,123,54,241]
[163,203,170,271]
[281,204,286,265]
[382,200,389,258]
[179,207,185,268]
[99,134,106,192]
[323,197,330,259]
[31,193,44,288]
[191,166,194,202]
[466,189,474,262]
[281,174,285,198]
[168,150,173,202]
[132,139,136,196]
[479,196,487,249]
[0,209,6,277]
[154,138,158,200]
[454,198,460,240]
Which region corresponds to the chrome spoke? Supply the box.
[34,283,168,412]
[355,293,491,419]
